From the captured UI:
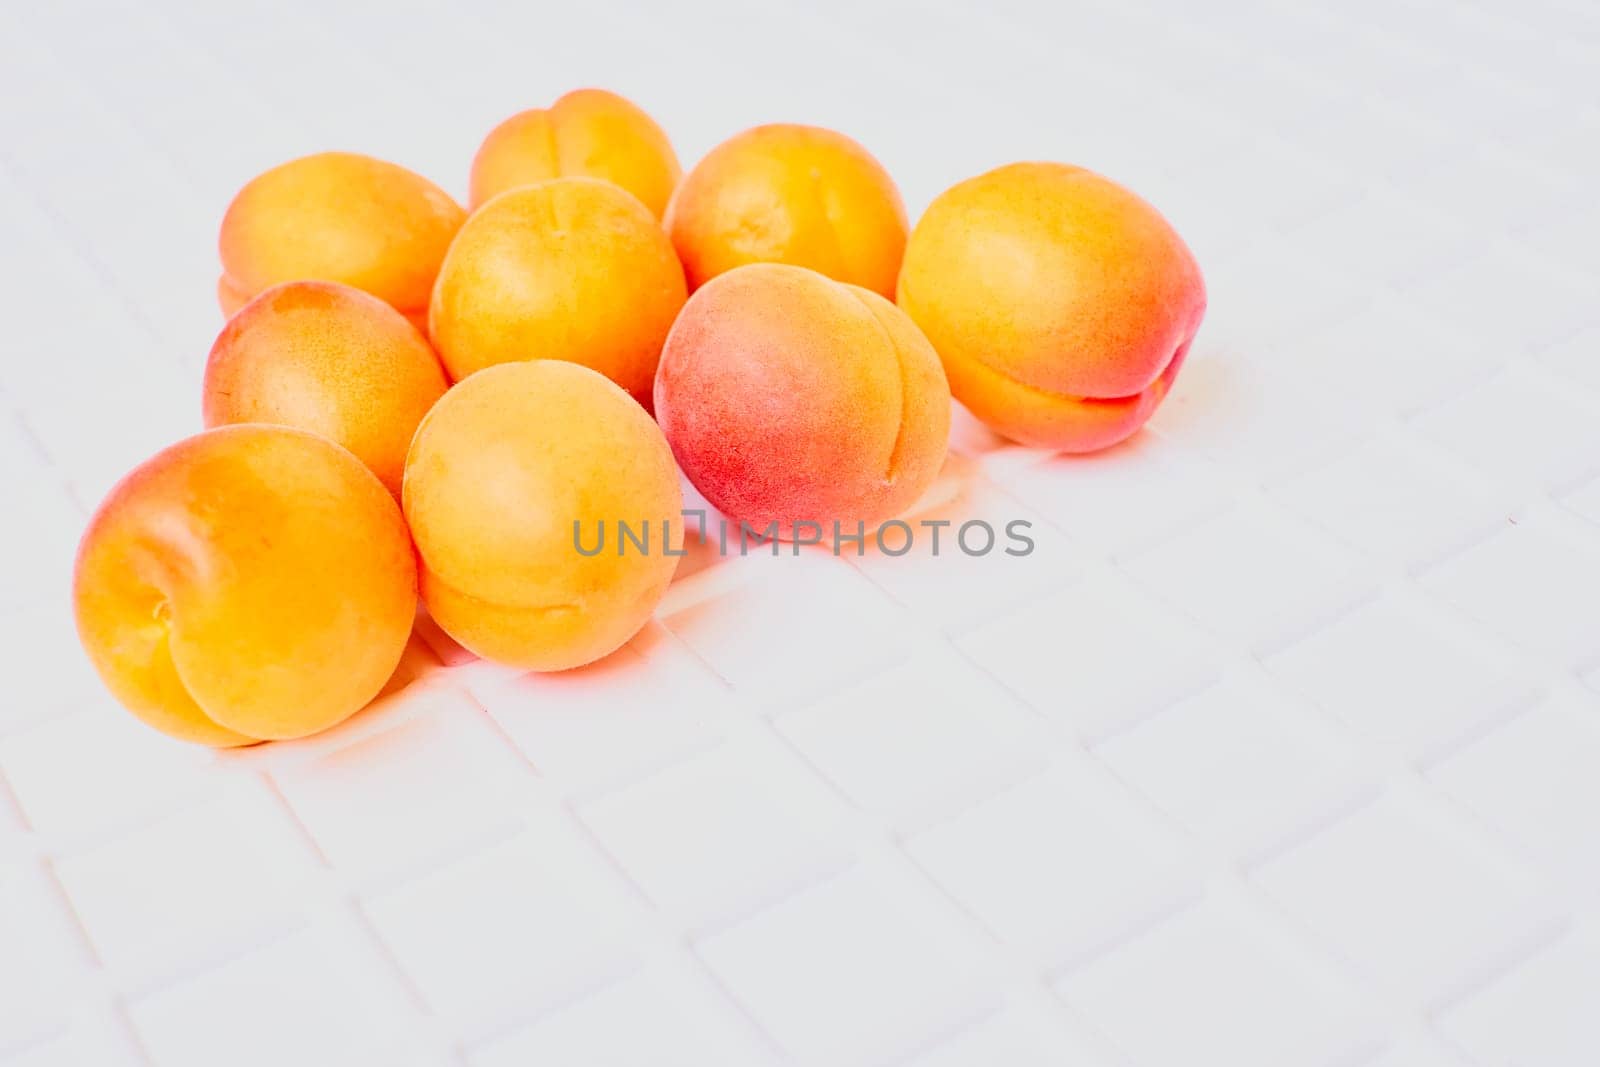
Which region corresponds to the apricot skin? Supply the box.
[218,152,466,331]
[403,360,683,671]
[469,88,681,217]
[896,162,1205,453]
[72,426,417,747]
[665,124,908,298]
[654,263,950,540]
[428,177,687,406]
[203,281,449,498]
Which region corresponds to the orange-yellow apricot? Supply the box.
[469,88,681,217]
[428,177,686,405]
[218,152,465,330]
[654,263,949,539]
[403,360,683,671]
[203,281,449,498]
[73,425,417,747]
[897,162,1206,452]
[665,124,907,298]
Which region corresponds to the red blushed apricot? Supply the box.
[897,162,1205,452]
[428,177,686,405]
[665,124,907,298]
[469,88,682,217]
[654,263,950,539]
[403,360,683,671]
[72,426,417,747]
[203,281,448,498]
[218,152,465,330]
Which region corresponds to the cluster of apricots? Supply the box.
[73,88,1205,747]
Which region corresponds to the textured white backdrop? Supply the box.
[2,0,1599,1064]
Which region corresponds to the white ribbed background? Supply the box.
[2,0,1598,1063]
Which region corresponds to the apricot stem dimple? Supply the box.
[115,590,258,747]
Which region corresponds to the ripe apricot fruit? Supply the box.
[202,281,448,498]
[428,177,686,406]
[666,124,907,298]
[403,360,683,671]
[73,426,417,746]
[897,162,1206,452]
[654,263,950,540]
[218,152,465,330]
[469,88,681,217]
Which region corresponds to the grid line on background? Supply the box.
[1,0,1598,1063]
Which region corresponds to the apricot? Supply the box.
[469,88,681,218]
[218,152,466,330]
[897,162,1206,452]
[428,177,686,405]
[665,123,907,298]
[203,281,449,498]
[403,360,682,671]
[654,263,950,539]
[73,425,417,747]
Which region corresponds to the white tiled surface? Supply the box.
[2,0,1599,1063]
